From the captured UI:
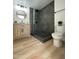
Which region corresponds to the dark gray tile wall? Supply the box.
[36,1,54,34]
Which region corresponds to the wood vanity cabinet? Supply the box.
[13,23,30,40]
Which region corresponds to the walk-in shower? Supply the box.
[30,1,54,42]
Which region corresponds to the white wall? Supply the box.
[16,0,53,10]
[54,0,65,33]
[54,0,65,12]
[55,10,65,33]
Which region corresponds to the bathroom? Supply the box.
[1,0,79,59]
[13,0,65,59]
[13,0,65,46]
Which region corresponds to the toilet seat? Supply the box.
[52,32,64,41]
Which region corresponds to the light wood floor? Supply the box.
[13,36,65,59]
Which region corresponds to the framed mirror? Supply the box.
[16,10,26,23]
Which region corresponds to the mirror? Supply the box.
[16,10,26,23]
[17,15,25,20]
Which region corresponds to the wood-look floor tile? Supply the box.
[13,36,65,59]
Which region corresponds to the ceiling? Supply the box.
[15,0,54,10]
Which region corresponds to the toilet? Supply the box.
[52,21,65,47]
[52,32,64,47]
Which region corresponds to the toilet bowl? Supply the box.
[52,32,64,47]
[52,20,65,47]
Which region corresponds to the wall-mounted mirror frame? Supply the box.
[16,10,26,23]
